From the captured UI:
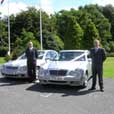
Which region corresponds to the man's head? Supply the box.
[94,39,100,48]
[28,41,33,48]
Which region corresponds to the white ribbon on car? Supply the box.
[71,53,86,62]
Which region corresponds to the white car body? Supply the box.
[1,50,58,78]
[38,50,92,87]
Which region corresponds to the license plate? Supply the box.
[5,69,16,75]
[50,76,64,81]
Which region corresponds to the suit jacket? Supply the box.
[25,48,38,64]
[90,47,106,66]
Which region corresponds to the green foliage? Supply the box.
[0,18,8,56]
[41,30,63,51]
[56,11,84,49]
[104,41,114,53]
[79,5,112,44]
[56,10,71,40]
[104,42,111,52]
[1,5,114,57]
[4,54,12,61]
[100,5,114,40]
[47,34,64,51]
[64,16,83,49]
[11,29,40,59]
[109,41,114,52]
[107,53,114,57]
[53,35,64,50]
[0,46,8,56]
[82,20,99,49]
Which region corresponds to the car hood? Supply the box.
[3,60,26,67]
[3,59,45,67]
[43,61,87,70]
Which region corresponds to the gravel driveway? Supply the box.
[0,70,114,114]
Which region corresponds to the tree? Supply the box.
[10,7,58,52]
[56,10,71,41]
[47,34,64,51]
[100,5,114,41]
[56,10,84,49]
[12,29,40,59]
[41,30,63,51]
[0,14,8,56]
[77,12,99,49]
[1,5,114,56]
[64,16,83,49]
[80,5,112,44]
[82,20,99,49]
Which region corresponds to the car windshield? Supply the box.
[18,51,45,60]
[37,51,45,59]
[59,51,84,61]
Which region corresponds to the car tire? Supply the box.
[81,72,88,88]
[39,80,48,86]
[82,80,88,88]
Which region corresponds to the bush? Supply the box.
[4,54,12,61]
[11,47,24,60]
[0,47,8,57]
[107,52,114,57]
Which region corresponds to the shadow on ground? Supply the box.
[0,77,29,86]
[26,83,100,97]
[0,75,100,96]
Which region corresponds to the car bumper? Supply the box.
[2,73,29,78]
[38,75,86,86]
[1,70,28,78]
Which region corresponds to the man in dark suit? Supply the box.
[89,39,106,92]
[25,41,38,82]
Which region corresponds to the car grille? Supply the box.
[6,66,18,70]
[49,70,67,76]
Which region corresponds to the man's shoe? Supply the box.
[28,79,35,83]
[28,80,33,83]
[88,87,96,91]
[100,89,104,92]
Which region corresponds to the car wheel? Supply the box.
[82,80,88,88]
[39,80,48,86]
[81,73,88,88]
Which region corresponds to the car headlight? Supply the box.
[68,69,84,77]
[0,65,5,72]
[39,68,49,76]
[18,66,27,72]
[2,65,6,69]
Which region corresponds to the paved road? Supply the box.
[0,73,114,114]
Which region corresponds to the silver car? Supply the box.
[1,50,58,78]
[38,50,92,87]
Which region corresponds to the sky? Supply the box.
[0,0,114,17]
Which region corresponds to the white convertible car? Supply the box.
[1,50,58,78]
[38,50,92,87]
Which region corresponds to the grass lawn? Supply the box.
[0,57,6,64]
[104,57,114,78]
